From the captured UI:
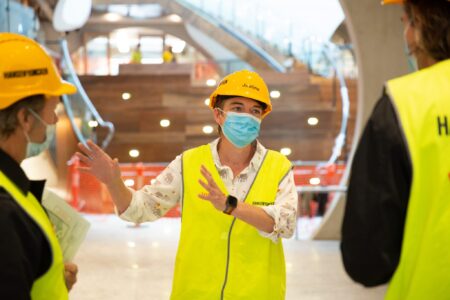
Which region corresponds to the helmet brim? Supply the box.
[382,0,404,5]
[0,80,77,110]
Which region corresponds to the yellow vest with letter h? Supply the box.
[171,144,292,300]
[0,171,68,300]
[385,59,450,299]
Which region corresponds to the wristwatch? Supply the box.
[223,195,238,215]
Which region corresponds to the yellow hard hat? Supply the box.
[381,0,405,5]
[209,70,272,118]
[381,0,403,4]
[0,33,76,110]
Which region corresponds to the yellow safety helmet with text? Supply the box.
[209,70,272,118]
[0,33,76,110]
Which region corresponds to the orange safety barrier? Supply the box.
[67,161,345,216]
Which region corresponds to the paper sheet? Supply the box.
[42,189,90,262]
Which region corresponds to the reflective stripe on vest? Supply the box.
[0,171,68,300]
[170,144,292,300]
[385,59,450,300]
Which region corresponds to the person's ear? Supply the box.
[213,108,224,125]
[17,107,33,132]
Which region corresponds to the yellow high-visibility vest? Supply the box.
[385,59,450,299]
[0,171,68,300]
[171,144,292,300]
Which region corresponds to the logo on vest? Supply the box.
[252,201,274,206]
[437,116,449,136]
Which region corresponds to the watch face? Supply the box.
[227,195,238,207]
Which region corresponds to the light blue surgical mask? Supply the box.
[218,109,261,148]
[404,42,418,72]
[403,20,418,72]
[23,109,56,158]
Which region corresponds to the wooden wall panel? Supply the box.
[79,72,357,163]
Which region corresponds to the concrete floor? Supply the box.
[70,215,386,300]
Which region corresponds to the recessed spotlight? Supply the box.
[103,12,121,22]
[206,79,217,87]
[270,90,281,99]
[280,147,291,156]
[125,179,135,187]
[167,14,182,22]
[160,119,170,127]
[129,149,140,158]
[203,125,214,134]
[309,177,321,185]
[122,92,131,100]
[308,117,319,126]
[204,98,210,106]
[88,120,98,128]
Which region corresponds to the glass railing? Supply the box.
[175,0,357,78]
[176,0,285,72]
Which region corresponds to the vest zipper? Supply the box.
[219,151,268,299]
[220,218,236,300]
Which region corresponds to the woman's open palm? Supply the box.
[75,140,121,186]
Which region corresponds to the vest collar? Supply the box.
[210,138,266,174]
[0,148,45,201]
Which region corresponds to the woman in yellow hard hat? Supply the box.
[75,69,298,299]
[0,33,78,299]
[342,1,450,299]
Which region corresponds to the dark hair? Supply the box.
[405,0,450,61]
[213,95,267,135]
[214,95,268,111]
[0,95,45,139]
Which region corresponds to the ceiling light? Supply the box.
[280,147,291,156]
[125,179,135,187]
[88,120,98,128]
[270,90,281,99]
[309,177,321,185]
[129,149,140,158]
[203,125,214,134]
[204,98,210,106]
[167,14,182,22]
[160,119,170,127]
[122,92,131,100]
[308,117,319,126]
[103,12,122,22]
[127,241,136,248]
[206,79,217,87]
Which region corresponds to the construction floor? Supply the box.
[70,215,386,300]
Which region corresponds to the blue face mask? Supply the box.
[219,109,261,148]
[23,109,56,158]
[404,42,418,72]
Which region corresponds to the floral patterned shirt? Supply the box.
[120,138,298,242]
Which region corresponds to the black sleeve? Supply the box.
[340,90,412,287]
[0,191,51,300]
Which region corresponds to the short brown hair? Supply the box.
[0,95,45,140]
[405,0,450,61]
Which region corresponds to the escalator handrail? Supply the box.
[59,38,115,149]
[175,0,286,72]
